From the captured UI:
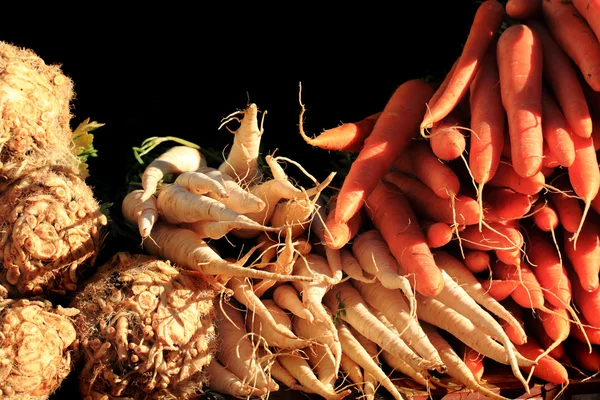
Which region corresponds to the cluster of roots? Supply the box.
[0,41,79,188]
[0,166,108,297]
[71,252,217,400]
[0,298,79,400]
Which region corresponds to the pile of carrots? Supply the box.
[119,0,600,399]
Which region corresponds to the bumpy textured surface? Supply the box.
[0,41,79,188]
[71,252,217,400]
[0,298,79,400]
[0,166,108,297]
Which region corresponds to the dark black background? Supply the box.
[4,3,483,399]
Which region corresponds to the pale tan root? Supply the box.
[245,299,312,349]
[207,359,266,398]
[340,353,365,393]
[215,301,277,391]
[305,339,339,386]
[352,229,416,317]
[421,322,508,400]
[122,189,159,239]
[253,226,298,297]
[434,250,527,343]
[416,295,534,368]
[257,348,300,390]
[141,145,205,201]
[339,249,376,283]
[226,276,300,341]
[311,199,345,283]
[174,171,228,199]
[324,282,435,373]
[338,321,407,400]
[185,218,280,240]
[144,222,314,283]
[218,103,264,185]
[272,284,314,323]
[199,167,266,214]
[277,351,352,400]
[352,279,444,371]
[293,314,341,386]
[292,254,342,376]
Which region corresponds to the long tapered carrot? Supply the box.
[469,40,505,214]
[527,20,593,139]
[420,0,504,136]
[364,180,444,297]
[540,89,576,168]
[497,24,544,178]
[331,79,434,227]
[542,0,600,91]
[506,0,542,20]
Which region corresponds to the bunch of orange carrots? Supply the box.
[117,0,600,399]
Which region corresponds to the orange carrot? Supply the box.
[564,218,600,293]
[469,41,505,212]
[497,24,544,178]
[573,0,600,49]
[499,298,527,345]
[567,132,600,247]
[506,0,542,20]
[527,230,572,310]
[570,314,600,345]
[420,0,505,135]
[392,140,460,199]
[364,180,444,297]
[482,187,536,222]
[514,338,569,384]
[531,201,559,233]
[422,221,455,249]
[540,89,576,167]
[547,174,584,234]
[542,0,600,91]
[460,222,524,254]
[464,250,491,274]
[480,279,520,302]
[458,342,486,382]
[428,110,467,161]
[567,340,600,372]
[527,20,593,139]
[493,263,545,310]
[299,110,381,153]
[332,79,434,227]
[383,171,480,227]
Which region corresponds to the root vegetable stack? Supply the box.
[119,0,600,398]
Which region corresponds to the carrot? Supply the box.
[572,274,600,329]
[121,189,159,240]
[383,171,481,228]
[198,167,266,214]
[351,229,416,306]
[499,298,528,346]
[567,340,600,374]
[506,0,542,20]
[421,322,507,400]
[322,195,365,250]
[277,351,351,400]
[531,201,560,252]
[497,24,544,178]
[547,174,584,234]
[469,41,505,220]
[272,284,314,323]
[540,89,577,168]
[422,221,454,249]
[488,162,546,198]
[207,359,267,398]
[174,170,228,199]
[298,103,381,152]
[324,282,436,372]
[459,222,523,261]
[218,103,264,185]
[482,187,536,223]
[392,140,460,199]
[364,180,444,297]
[419,0,505,135]
[527,230,572,309]
[567,132,600,247]
[144,222,313,283]
[527,20,592,139]
[513,338,569,384]
[246,299,311,349]
[570,314,600,345]
[303,338,338,387]
[428,110,467,162]
[480,279,520,302]
[292,314,340,383]
[185,218,278,240]
[140,145,205,202]
[339,353,364,393]
[564,218,600,293]
[463,250,491,274]
[215,301,278,392]
[339,248,375,284]
[458,342,486,382]
[351,279,445,371]
[493,262,545,310]
[542,0,600,91]
[256,348,301,391]
[332,78,434,226]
